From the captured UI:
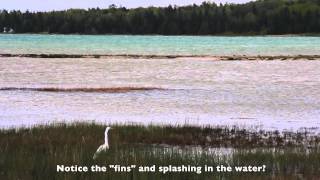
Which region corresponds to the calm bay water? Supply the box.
[1,34,320,130]
[1,34,320,56]
[0,56,319,130]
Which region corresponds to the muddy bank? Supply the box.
[0,53,320,60]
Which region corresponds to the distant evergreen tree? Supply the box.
[0,0,319,35]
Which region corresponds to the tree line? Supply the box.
[0,0,319,35]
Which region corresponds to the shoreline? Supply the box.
[2,33,320,36]
[1,53,320,60]
[2,123,319,148]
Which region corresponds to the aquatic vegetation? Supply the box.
[0,123,319,179]
[110,124,320,148]
[0,87,163,93]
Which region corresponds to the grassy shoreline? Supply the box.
[1,123,319,179]
[2,123,320,148]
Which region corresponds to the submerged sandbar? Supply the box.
[1,53,320,61]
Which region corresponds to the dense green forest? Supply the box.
[0,0,319,35]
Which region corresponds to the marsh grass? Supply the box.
[0,123,319,179]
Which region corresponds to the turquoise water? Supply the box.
[1,34,320,56]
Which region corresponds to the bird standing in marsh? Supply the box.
[93,127,111,160]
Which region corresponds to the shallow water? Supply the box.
[0,57,319,130]
[1,34,320,56]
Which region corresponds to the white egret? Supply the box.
[93,127,112,160]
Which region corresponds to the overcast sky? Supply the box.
[1,0,253,12]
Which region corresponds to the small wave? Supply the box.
[0,87,164,93]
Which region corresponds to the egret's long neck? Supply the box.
[104,130,109,146]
